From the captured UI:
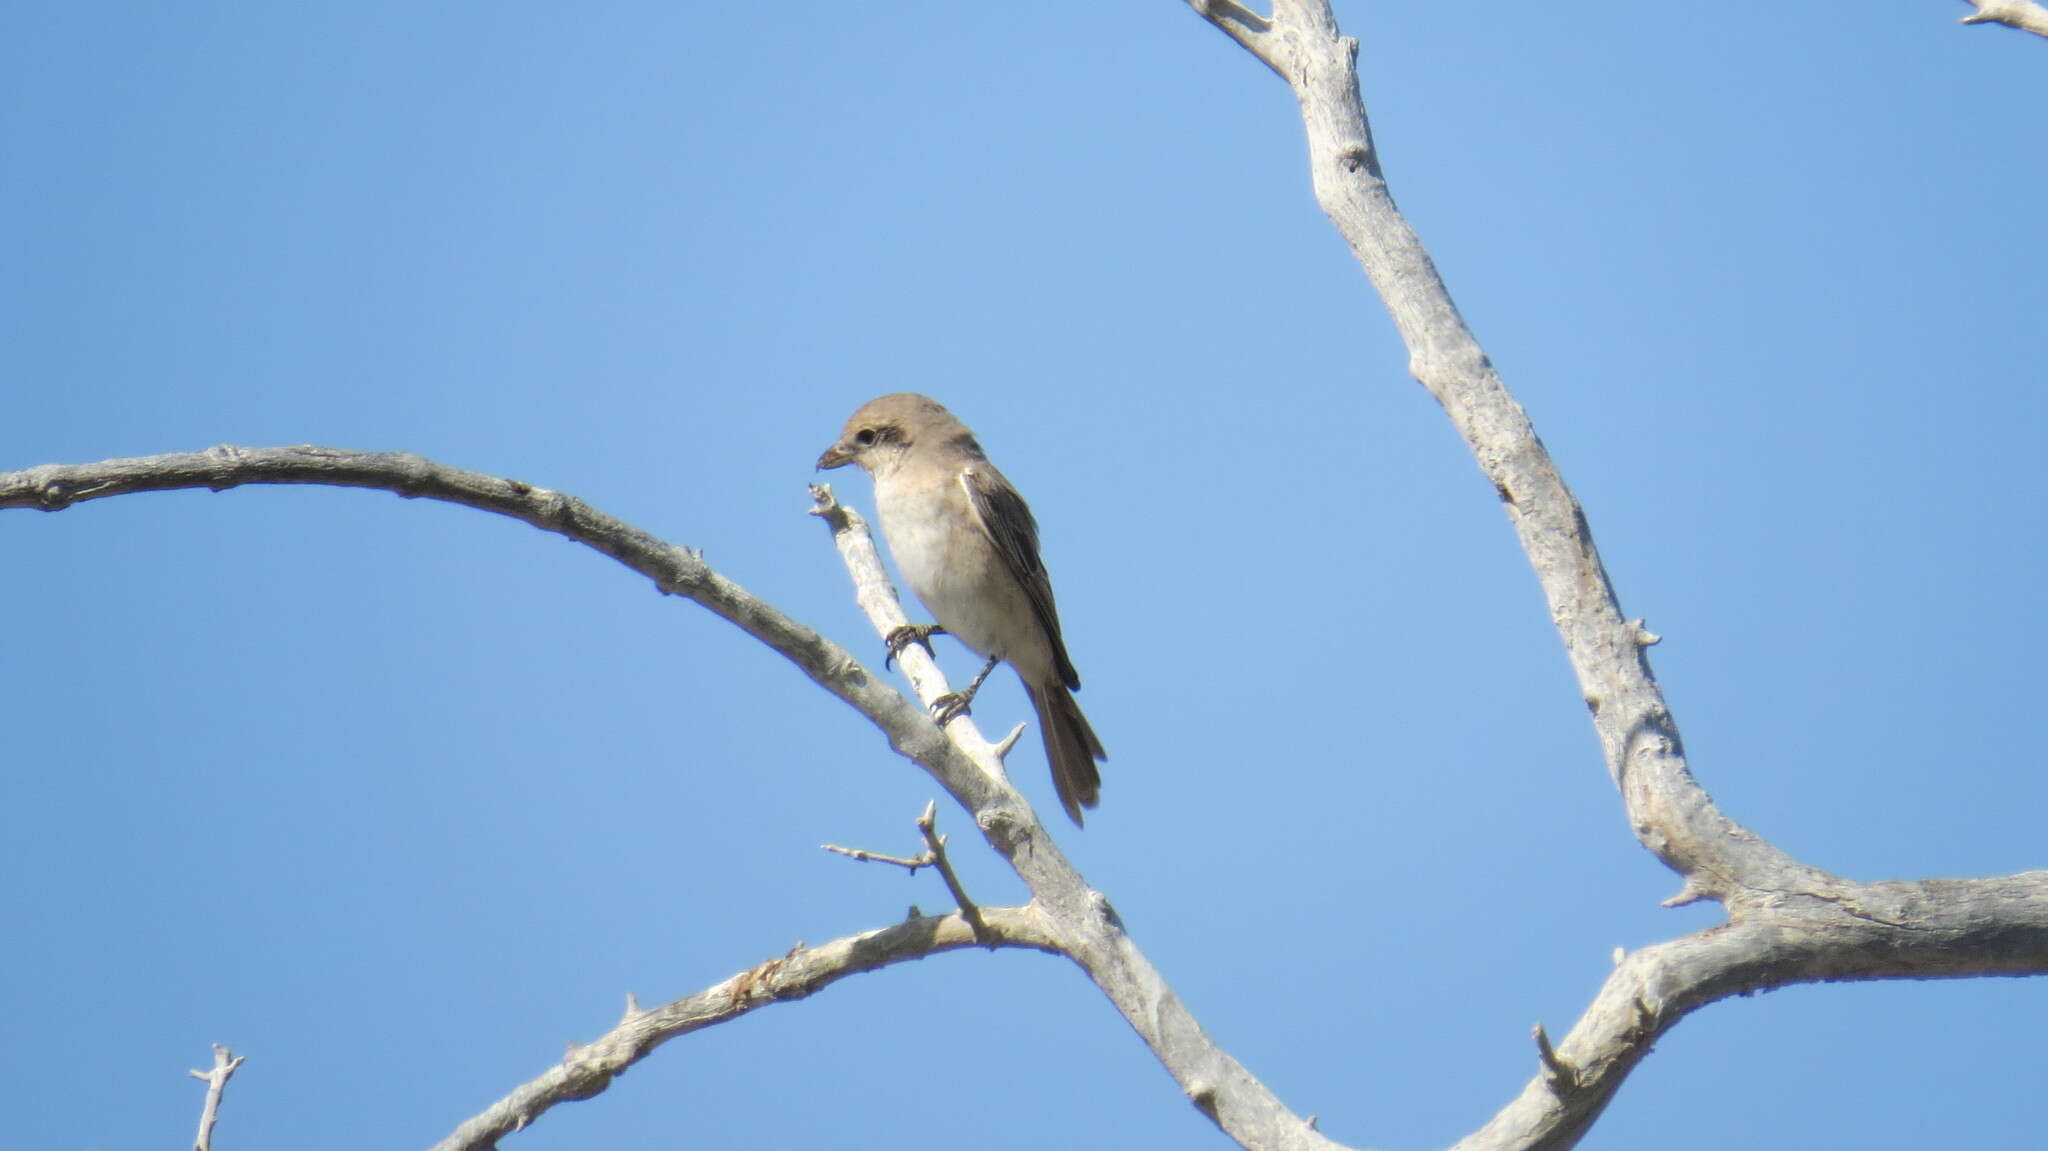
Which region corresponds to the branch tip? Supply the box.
[189,1044,246,1151]
[916,804,991,943]
[991,722,1026,759]
[821,841,932,871]
[1951,3,2048,42]
[1533,1024,1579,1091]
[1661,880,1711,908]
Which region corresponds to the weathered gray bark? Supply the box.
[1184,2,2048,1149]
[0,449,1340,1151]
[1956,0,2048,37]
[187,1045,245,1151]
[4,6,2041,1147]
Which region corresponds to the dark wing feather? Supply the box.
[960,464,1081,690]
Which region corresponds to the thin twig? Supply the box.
[822,803,990,940]
[820,842,934,871]
[915,800,990,943]
[1531,1024,1576,1093]
[4,449,1335,1149]
[428,909,1060,1151]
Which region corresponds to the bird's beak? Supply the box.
[816,443,854,470]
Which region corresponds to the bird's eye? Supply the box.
[854,428,878,446]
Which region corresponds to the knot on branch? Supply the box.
[657,546,710,596]
[1090,890,1127,932]
[1626,995,1658,1043]
[553,1060,618,1103]
[728,945,802,1007]
[976,805,1027,851]
[527,487,580,528]
[203,444,249,492]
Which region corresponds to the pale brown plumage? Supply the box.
[818,393,1107,825]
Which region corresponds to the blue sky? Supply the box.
[4,3,2043,1149]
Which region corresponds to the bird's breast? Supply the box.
[873,471,1044,673]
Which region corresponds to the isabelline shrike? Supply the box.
[818,393,1107,826]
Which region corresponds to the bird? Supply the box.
[817,393,1107,826]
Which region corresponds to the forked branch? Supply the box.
[2,450,1339,1149]
[1183,2,2048,1149]
[187,1044,246,1151]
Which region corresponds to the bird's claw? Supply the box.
[883,624,946,671]
[930,692,972,727]
[929,655,998,728]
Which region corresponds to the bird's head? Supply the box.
[817,392,970,474]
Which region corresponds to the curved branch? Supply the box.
[3,449,1339,1149]
[1453,872,2048,1150]
[0,445,1001,809]
[1184,2,2048,1149]
[429,907,1062,1151]
[1183,0,1795,908]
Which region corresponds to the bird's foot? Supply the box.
[929,654,1001,727]
[930,691,974,727]
[884,624,946,670]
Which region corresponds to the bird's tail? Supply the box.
[1027,679,1107,827]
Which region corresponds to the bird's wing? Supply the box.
[960,463,1081,690]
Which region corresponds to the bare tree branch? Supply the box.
[821,841,935,870]
[1956,0,2048,37]
[1187,0,1282,74]
[5,4,2033,1148]
[1453,877,2048,1150]
[4,226,2041,1151]
[12,380,2041,1151]
[187,1044,246,1151]
[914,800,992,942]
[810,485,1345,1150]
[2,449,1339,1149]
[0,445,980,806]
[1183,0,1791,904]
[1183,2,2048,1149]
[428,908,1062,1151]
[822,802,991,940]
